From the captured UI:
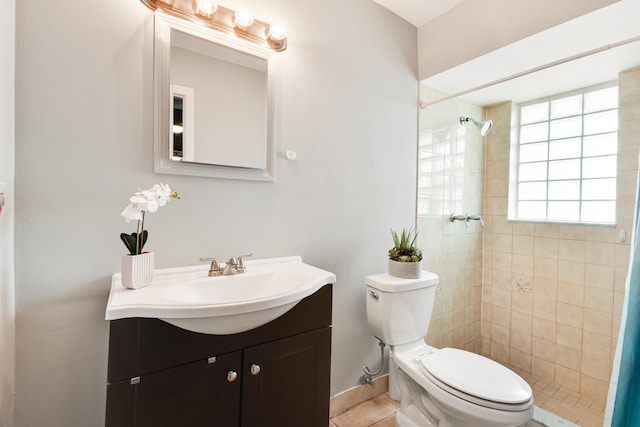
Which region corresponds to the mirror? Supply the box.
[154,13,275,181]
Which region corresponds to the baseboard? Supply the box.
[329,375,390,418]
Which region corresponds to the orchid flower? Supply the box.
[120,183,179,255]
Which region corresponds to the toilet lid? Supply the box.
[420,348,532,405]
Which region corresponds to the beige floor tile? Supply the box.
[371,415,396,427]
[329,373,606,427]
[331,394,399,427]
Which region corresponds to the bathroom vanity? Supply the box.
[104,257,335,427]
[105,284,332,426]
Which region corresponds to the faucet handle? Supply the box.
[465,214,485,227]
[199,257,221,276]
[237,253,254,273]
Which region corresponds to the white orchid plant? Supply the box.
[120,183,180,255]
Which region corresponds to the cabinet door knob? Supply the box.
[227,371,238,382]
[250,364,261,375]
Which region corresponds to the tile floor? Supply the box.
[329,373,607,427]
[330,393,398,427]
[513,367,606,427]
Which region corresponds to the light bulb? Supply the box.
[196,0,217,16]
[173,125,184,134]
[234,9,254,29]
[267,23,287,41]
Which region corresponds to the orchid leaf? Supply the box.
[120,231,148,255]
[120,233,137,255]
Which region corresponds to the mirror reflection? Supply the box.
[172,94,184,160]
[169,29,268,168]
[154,14,275,181]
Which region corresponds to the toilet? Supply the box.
[366,272,534,427]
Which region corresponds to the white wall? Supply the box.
[14,0,417,425]
[417,0,618,80]
[0,0,16,423]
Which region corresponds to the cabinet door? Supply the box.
[241,328,331,427]
[106,350,242,427]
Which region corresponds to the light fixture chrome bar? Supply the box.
[140,0,287,54]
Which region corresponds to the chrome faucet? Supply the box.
[200,254,253,276]
[466,214,485,227]
[199,257,222,276]
[222,257,239,275]
[449,213,485,227]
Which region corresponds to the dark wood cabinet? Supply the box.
[241,328,331,426]
[105,284,332,427]
[135,351,242,427]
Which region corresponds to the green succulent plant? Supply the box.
[388,227,422,262]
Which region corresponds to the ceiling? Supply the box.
[371,0,463,27]
[373,0,640,106]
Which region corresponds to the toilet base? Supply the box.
[395,368,529,427]
[391,344,533,427]
[395,368,439,427]
[397,368,466,427]
[389,355,401,401]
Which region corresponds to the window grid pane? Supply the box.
[582,155,617,179]
[584,110,618,135]
[548,180,580,200]
[520,142,549,162]
[521,102,549,124]
[549,116,582,140]
[521,122,549,143]
[515,83,618,224]
[549,138,582,160]
[583,133,617,157]
[519,182,547,200]
[585,86,618,113]
[582,178,616,200]
[550,94,582,119]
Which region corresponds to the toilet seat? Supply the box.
[419,348,533,412]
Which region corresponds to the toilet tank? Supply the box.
[365,271,439,346]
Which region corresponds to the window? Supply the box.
[510,83,618,224]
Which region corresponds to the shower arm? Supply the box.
[459,116,475,126]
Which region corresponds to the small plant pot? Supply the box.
[121,252,154,289]
[388,259,422,279]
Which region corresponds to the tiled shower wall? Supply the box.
[418,67,640,403]
[417,87,485,353]
[482,67,640,402]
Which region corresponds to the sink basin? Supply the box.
[105,256,336,334]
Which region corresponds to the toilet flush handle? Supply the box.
[368,290,379,300]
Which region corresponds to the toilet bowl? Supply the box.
[365,273,533,427]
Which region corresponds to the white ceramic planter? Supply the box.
[388,259,422,279]
[121,252,154,289]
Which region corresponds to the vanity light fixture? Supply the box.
[234,9,255,30]
[141,0,287,53]
[195,0,217,16]
[267,22,287,42]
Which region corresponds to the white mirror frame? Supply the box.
[153,12,276,181]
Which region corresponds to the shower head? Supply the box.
[459,116,493,136]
